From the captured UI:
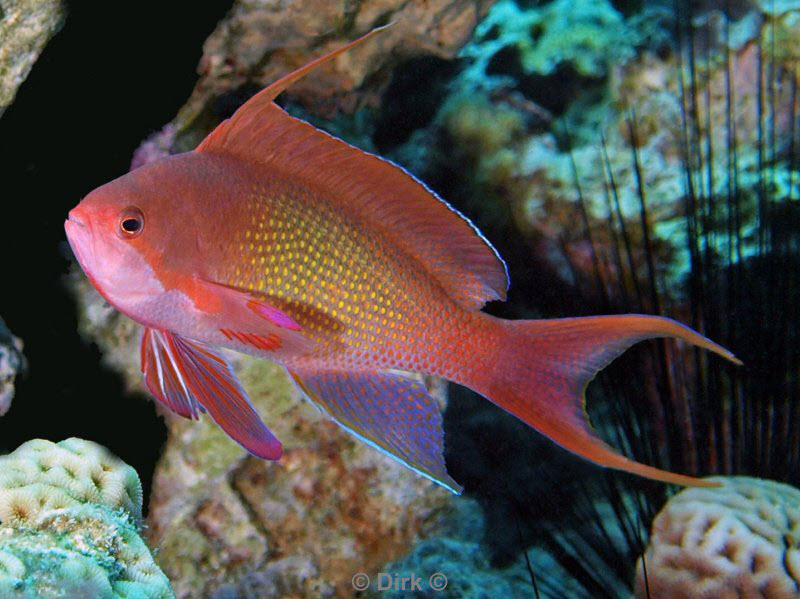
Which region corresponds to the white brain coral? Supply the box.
[0,437,143,527]
[635,476,800,599]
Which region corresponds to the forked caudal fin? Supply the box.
[477,314,740,487]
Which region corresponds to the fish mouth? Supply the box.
[64,210,95,272]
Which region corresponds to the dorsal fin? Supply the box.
[196,27,509,310]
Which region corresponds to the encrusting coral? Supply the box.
[0,438,173,598]
[459,0,636,83]
[635,476,800,599]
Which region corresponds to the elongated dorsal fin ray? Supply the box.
[261,25,392,104]
[197,25,390,153]
[196,28,508,310]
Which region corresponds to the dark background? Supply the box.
[0,0,233,503]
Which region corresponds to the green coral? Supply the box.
[460,0,635,86]
[0,439,173,598]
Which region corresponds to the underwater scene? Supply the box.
[1,0,799,597]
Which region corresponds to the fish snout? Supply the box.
[64,209,95,270]
[65,208,88,229]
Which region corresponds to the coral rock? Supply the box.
[635,476,800,599]
[0,0,65,117]
[171,0,498,151]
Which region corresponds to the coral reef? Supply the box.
[0,0,65,117]
[0,438,173,598]
[634,476,800,599]
[0,438,143,524]
[399,0,800,298]
[0,317,25,417]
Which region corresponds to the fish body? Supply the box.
[65,29,739,492]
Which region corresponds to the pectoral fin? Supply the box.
[197,279,302,331]
[289,368,461,494]
[192,278,317,356]
[141,327,282,460]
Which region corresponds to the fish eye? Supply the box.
[118,207,144,239]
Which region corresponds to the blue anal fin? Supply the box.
[288,368,462,494]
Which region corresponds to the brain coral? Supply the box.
[0,438,173,598]
[635,476,800,599]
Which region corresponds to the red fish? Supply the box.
[65,28,739,493]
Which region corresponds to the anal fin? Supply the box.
[289,368,462,494]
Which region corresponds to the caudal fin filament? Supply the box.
[475,314,739,486]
